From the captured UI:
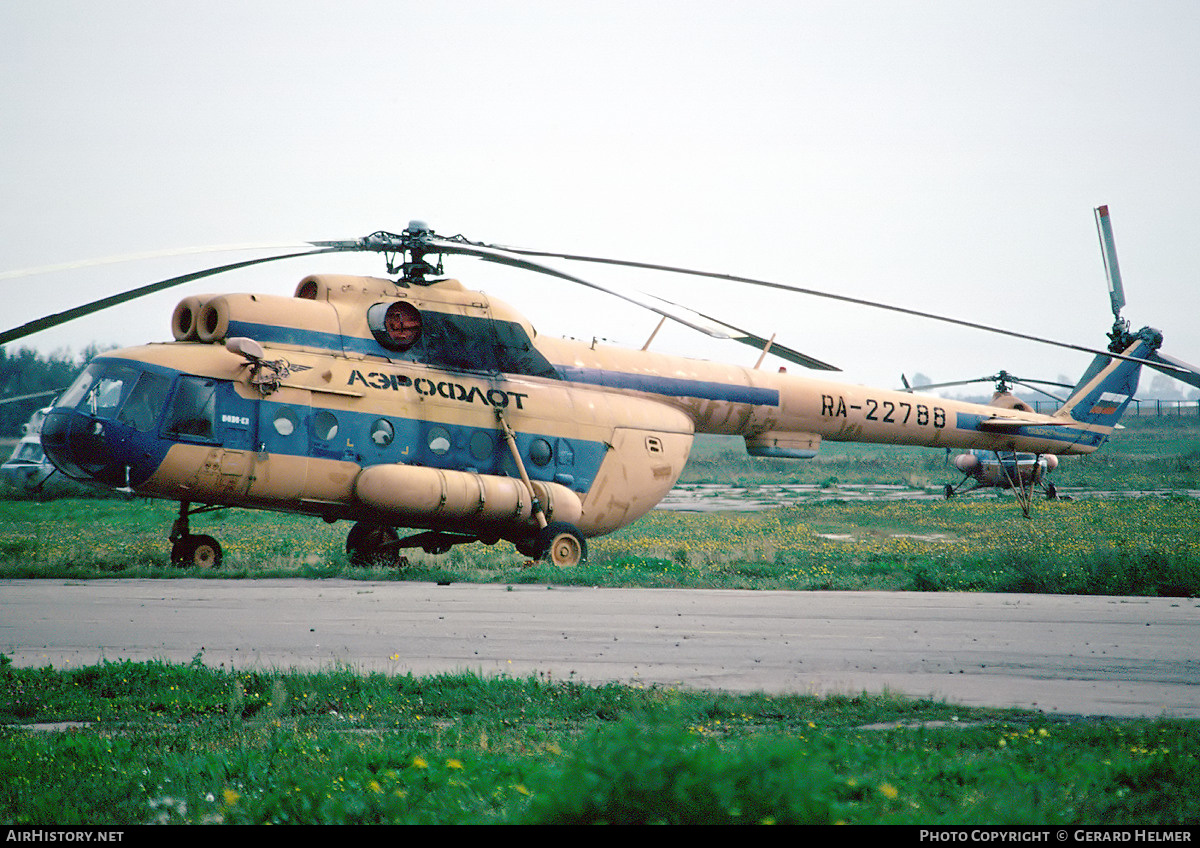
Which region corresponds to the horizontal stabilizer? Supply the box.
[975,416,1075,431]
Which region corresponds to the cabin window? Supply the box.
[427,425,451,456]
[469,431,494,462]
[164,376,217,439]
[313,410,339,441]
[529,438,553,467]
[366,302,557,378]
[369,301,423,352]
[370,419,394,447]
[272,407,300,437]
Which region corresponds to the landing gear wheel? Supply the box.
[171,534,223,569]
[1045,483,1058,500]
[538,522,587,567]
[943,484,955,499]
[346,522,402,567]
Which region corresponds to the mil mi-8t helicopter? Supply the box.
[3,205,1198,566]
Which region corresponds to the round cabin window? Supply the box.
[313,410,338,441]
[370,418,394,447]
[529,438,553,467]
[469,431,494,462]
[273,408,299,437]
[427,425,451,456]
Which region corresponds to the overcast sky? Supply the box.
[3,1,1198,397]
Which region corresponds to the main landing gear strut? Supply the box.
[344,520,588,569]
[169,501,224,568]
[345,408,590,569]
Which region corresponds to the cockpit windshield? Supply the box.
[57,362,172,433]
[59,362,139,418]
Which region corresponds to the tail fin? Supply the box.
[1054,329,1159,433]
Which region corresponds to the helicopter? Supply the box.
[898,370,1077,505]
[2,206,1198,565]
[0,401,102,499]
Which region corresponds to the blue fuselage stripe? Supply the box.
[227,320,382,358]
[555,365,779,406]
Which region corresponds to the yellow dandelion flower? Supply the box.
[880,783,899,800]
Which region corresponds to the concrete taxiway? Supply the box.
[2,579,1197,718]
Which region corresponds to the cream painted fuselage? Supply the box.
[39,274,1144,557]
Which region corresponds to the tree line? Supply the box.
[0,346,99,437]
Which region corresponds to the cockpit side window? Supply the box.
[367,302,557,378]
[117,371,171,432]
[164,376,218,439]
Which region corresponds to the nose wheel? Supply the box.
[171,534,223,569]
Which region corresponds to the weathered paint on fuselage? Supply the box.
[534,337,1118,456]
[40,273,1143,542]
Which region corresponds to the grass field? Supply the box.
[2,659,1198,825]
[2,415,1198,825]
[2,492,1198,597]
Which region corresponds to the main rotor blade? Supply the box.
[484,242,1158,367]
[1008,380,1069,403]
[1013,377,1076,389]
[0,387,64,407]
[643,294,839,370]
[901,377,996,392]
[1,248,341,346]
[0,242,320,282]
[1094,205,1127,320]
[421,238,737,341]
[902,375,1069,403]
[1148,351,1200,391]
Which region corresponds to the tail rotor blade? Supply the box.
[1094,205,1127,321]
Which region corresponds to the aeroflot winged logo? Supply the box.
[347,369,529,409]
[1090,392,1129,416]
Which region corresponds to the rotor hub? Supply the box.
[359,225,445,284]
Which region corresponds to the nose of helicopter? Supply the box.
[40,359,175,490]
[40,408,129,486]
